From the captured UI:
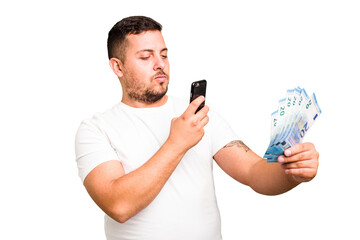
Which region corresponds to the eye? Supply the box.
[161,55,168,59]
[140,56,150,60]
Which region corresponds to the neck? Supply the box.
[121,95,168,108]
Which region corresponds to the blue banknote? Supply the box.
[264,88,321,162]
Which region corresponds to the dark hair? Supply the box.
[107,16,162,61]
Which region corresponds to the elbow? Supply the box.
[249,180,296,196]
[113,207,133,224]
[250,185,286,196]
[113,212,130,224]
[107,203,134,223]
[114,215,130,224]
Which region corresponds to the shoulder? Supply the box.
[205,102,229,126]
[76,103,124,136]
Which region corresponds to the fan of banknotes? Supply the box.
[264,87,322,162]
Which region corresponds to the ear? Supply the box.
[109,58,124,78]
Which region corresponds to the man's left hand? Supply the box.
[278,142,319,183]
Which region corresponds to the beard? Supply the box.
[128,83,168,103]
[125,70,169,104]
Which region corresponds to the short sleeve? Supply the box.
[75,119,119,183]
[208,110,239,157]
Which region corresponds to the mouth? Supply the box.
[154,75,167,83]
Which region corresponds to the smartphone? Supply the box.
[190,80,207,113]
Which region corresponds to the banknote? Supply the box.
[264,87,321,162]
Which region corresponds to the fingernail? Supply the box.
[285,149,291,156]
[278,156,284,163]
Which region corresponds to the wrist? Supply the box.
[164,137,188,157]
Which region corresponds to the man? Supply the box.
[75,16,319,240]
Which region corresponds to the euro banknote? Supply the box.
[264,87,321,162]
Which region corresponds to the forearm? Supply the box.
[249,158,300,195]
[215,140,318,196]
[85,98,209,223]
[108,140,185,222]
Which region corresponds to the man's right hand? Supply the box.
[167,96,209,153]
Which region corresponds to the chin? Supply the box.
[143,86,168,103]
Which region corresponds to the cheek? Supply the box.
[124,65,147,82]
[133,61,154,80]
[165,63,170,74]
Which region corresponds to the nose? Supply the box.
[153,54,166,71]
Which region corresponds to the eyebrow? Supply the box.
[136,48,168,54]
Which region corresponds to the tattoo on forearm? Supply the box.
[223,140,251,152]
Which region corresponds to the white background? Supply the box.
[1,0,359,239]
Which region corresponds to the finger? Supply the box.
[281,159,314,170]
[284,142,315,157]
[184,96,205,118]
[195,105,209,119]
[278,150,312,163]
[191,106,209,128]
[199,115,210,128]
[284,167,317,179]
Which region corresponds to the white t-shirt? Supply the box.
[75,96,238,240]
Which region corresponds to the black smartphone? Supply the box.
[190,80,207,113]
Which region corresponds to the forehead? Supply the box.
[125,30,166,52]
